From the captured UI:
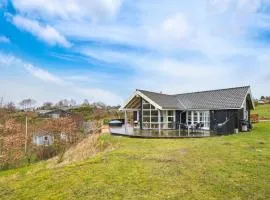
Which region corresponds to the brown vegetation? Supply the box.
[0,114,103,169]
[0,103,120,170]
[250,114,259,123]
[0,119,25,169]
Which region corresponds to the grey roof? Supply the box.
[137,86,252,110]
[138,90,186,109]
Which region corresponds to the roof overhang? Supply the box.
[241,87,255,110]
[120,90,162,110]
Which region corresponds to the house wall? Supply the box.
[140,97,143,129]
[33,135,54,146]
[210,109,244,134]
[175,111,186,129]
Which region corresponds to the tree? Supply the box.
[261,96,265,100]
[28,99,36,109]
[69,99,76,107]
[92,101,106,109]
[19,98,36,110]
[56,99,69,108]
[0,97,3,108]
[42,102,53,109]
[82,99,90,106]
[5,102,16,111]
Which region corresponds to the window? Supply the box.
[168,110,174,116]
[141,101,175,130]
[142,99,160,129]
[186,111,210,129]
[143,110,150,116]
[199,112,203,122]
[188,111,192,125]
[166,110,175,129]
[193,112,198,124]
[151,110,158,116]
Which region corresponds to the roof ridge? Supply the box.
[174,86,250,96]
[136,89,171,96]
[137,86,250,96]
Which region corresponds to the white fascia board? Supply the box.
[120,90,138,110]
[120,90,162,110]
[241,87,255,110]
[186,108,241,111]
[137,91,162,110]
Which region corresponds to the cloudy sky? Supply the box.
[0,0,270,106]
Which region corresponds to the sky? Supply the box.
[0,0,270,106]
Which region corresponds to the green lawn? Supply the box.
[253,104,270,119]
[1,123,270,200]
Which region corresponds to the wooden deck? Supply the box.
[109,125,215,138]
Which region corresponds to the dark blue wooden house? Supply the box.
[121,86,254,134]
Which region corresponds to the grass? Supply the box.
[0,123,270,200]
[252,104,270,119]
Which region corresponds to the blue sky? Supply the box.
[0,0,270,106]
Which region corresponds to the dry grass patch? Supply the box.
[47,133,116,168]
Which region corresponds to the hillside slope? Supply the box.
[252,104,270,119]
[0,123,270,200]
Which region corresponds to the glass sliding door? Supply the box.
[186,111,210,129]
[161,110,175,129]
[167,110,175,129]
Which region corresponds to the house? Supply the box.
[258,100,265,104]
[121,86,254,134]
[33,132,54,146]
[37,108,71,119]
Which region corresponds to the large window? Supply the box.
[186,111,210,129]
[141,100,175,129]
[142,99,159,129]
[166,110,175,129]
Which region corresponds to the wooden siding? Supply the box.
[140,97,143,129]
[210,109,247,134]
[175,111,187,129]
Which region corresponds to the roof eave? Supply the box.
[121,90,163,110]
[240,87,255,110]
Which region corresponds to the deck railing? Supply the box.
[110,122,214,138]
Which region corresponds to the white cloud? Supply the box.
[55,0,270,56]
[2,0,270,100]
[12,0,124,21]
[147,13,192,49]
[23,63,66,85]
[65,75,91,82]
[80,47,230,79]
[78,88,123,105]
[0,35,10,43]
[78,42,270,98]
[10,15,72,47]
[0,52,123,105]
[210,0,262,13]
[0,53,66,85]
[0,53,19,66]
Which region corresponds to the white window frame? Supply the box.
[141,100,175,130]
[166,110,175,129]
[186,111,210,129]
[142,99,159,129]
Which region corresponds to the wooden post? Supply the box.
[179,112,181,135]
[158,110,161,133]
[24,115,28,154]
[124,110,127,134]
